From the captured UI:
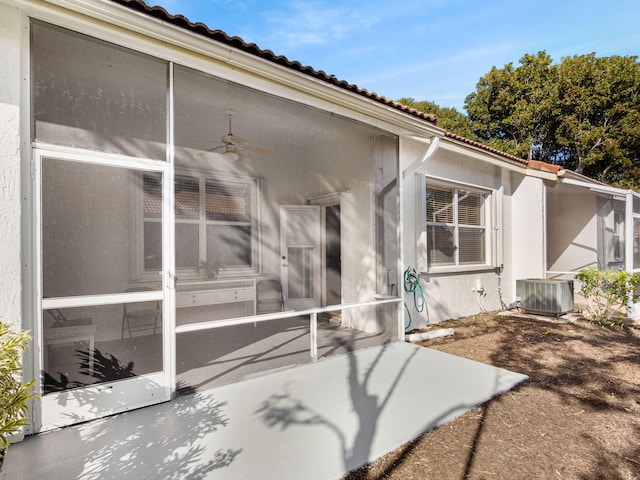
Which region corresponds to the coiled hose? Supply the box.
[403,267,425,330]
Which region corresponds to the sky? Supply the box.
[147,0,640,112]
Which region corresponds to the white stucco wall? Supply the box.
[509,173,546,282]
[0,3,23,329]
[400,137,512,326]
[400,137,554,326]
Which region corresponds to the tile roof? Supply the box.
[445,134,563,172]
[110,0,438,126]
[444,132,528,165]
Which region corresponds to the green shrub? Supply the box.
[0,320,37,459]
[575,267,640,325]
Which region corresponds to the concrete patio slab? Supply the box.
[1,342,527,480]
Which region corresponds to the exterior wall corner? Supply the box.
[0,2,26,329]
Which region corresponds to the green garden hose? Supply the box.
[403,267,425,330]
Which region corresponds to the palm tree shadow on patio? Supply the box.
[42,348,242,479]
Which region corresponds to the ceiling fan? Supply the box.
[206,111,269,161]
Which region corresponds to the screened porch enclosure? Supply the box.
[33,20,402,405]
[170,64,401,391]
[546,180,640,317]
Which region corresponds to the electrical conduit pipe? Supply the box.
[405,328,454,342]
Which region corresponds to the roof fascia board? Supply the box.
[558,177,631,198]
[557,168,609,185]
[15,0,440,138]
[524,167,559,181]
[557,166,639,197]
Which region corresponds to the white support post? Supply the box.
[625,192,636,317]
[310,313,318,361]
[625,191,633,274]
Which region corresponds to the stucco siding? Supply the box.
[0,3,23,328]
[400,137,514,325]
[510,174,546,281]
[547,184,599,273]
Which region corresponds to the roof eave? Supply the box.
[108,0,439,127]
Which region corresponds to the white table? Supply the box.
[176,279,256,314]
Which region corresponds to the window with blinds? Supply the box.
[142,171,257,276]
[426,185,487,267]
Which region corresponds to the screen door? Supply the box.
[37,150,174,431]
[280,205,322,310]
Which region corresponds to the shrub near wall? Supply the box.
[575,267,640,325]
[0,320,36,461]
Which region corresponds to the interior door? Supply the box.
[37,150,174,431]
[324,204,342,306]
[280,205,322,310]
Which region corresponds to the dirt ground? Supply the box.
[346,313,640,480]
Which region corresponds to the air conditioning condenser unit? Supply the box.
[515,279,574,316]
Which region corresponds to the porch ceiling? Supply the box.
[3,342,527,480]
[173,65,393,171]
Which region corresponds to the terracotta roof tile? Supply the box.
[444,132,528,165]
[110,0,438,125]
[527,160,563,173]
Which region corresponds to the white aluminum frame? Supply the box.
[552,177,640,318]
[175,297,402,361]
[33,145,175,432]
[417,174,497,274]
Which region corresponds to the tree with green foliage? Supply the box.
[464,51,640,188]
[465,51,560,161]
[554,53,640,184]
[400,52,640,189]
[396,97,478,141]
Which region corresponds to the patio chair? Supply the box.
[121,287,162,338]
[256,279,285,314]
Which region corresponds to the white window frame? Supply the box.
[417,175,497,273]
[133,168,261,281]
[612,208,625,264]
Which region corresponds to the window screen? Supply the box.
[31,21,167,159]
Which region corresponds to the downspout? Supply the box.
[399,135,441,333]
[402,135,440,180]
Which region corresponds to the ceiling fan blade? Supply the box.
[241,144,270,155]
[234,150,246,161]
[206,145,225,152]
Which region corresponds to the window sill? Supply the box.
[422,264,498,276]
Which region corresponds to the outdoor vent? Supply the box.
[515,279,574,316]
